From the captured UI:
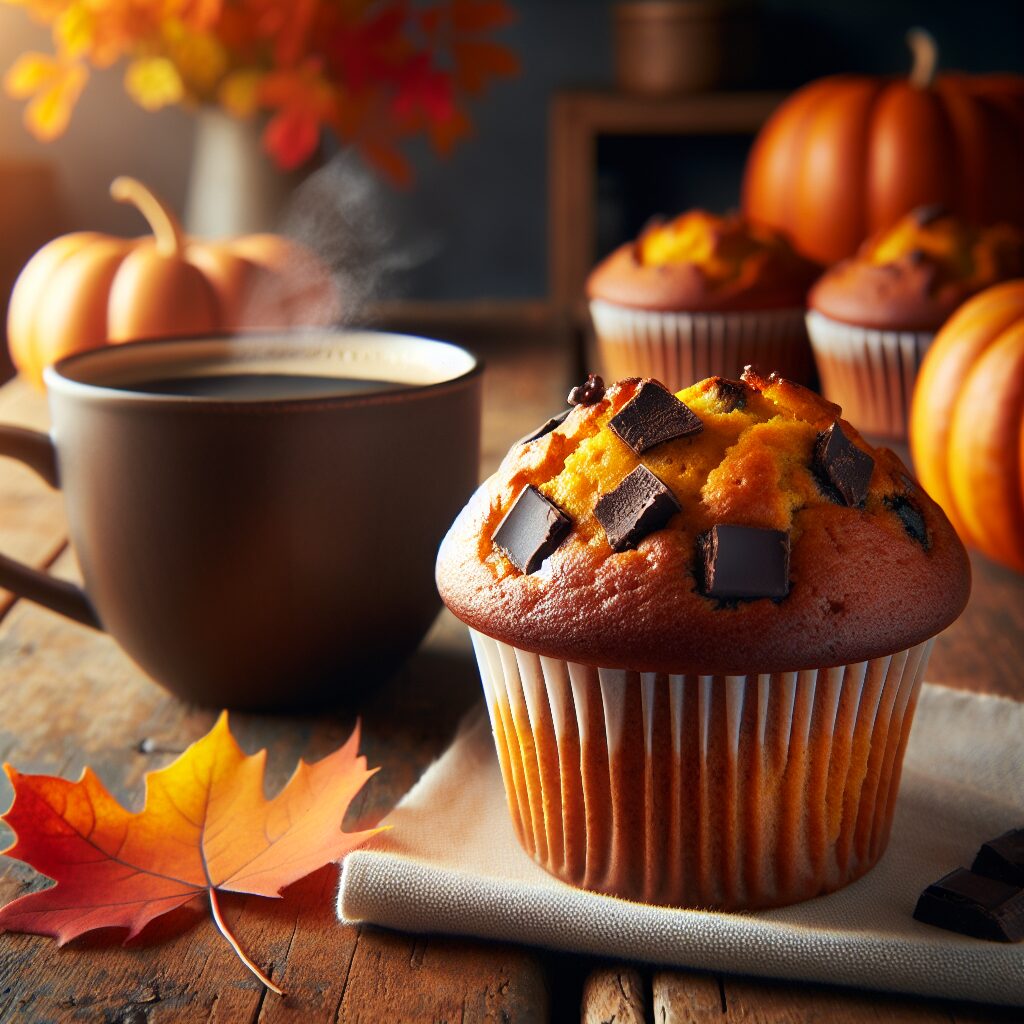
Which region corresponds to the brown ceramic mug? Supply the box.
[0,331,482,710]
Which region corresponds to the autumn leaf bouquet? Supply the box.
[2,0,519,183]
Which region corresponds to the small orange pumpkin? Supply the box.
[8,177,340,388]
[910,279,1024,571]
[742,31,1024,265]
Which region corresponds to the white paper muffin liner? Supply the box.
[589,300,815,392]
[806,311,935,441]
[468,629,934,910]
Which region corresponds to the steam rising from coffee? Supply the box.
[237,155,431,331]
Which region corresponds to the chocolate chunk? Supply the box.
[568,374,606,407]
[594,465,681,552]
[698,524,790,601]
[609,381,702,455]
[973,829,1024,887]
[709,377,747,413]
[492,485,572,574]
[813,422,875,507]
[885,494,929,549]
[913,203,948,227]
[913,868,1024,942]
[517,408,571,446]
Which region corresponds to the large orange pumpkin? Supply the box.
[910,279,1024,572]
[742,31,1024,266]
[8,177,340,388]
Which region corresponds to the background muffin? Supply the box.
[437,371,969,911]
[587,211,820,391]
[807,207,1024,439]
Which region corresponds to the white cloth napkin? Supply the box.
[338,683,1024,1006]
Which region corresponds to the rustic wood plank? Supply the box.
[330,928,547,1024]
[582,965,647,1024]
[928,549,1024,700]
[719,975,1020,1023]
[0,377,65,619]
[653,971,725,1022]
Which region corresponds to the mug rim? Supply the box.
[43,329,483,408]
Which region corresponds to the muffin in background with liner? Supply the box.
[587,210,820,391]
[807,206,1024,441]
[436,370,970,911]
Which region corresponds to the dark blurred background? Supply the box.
[388,0,1024,301]
[1,0,1022,314]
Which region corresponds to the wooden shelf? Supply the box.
[548,89,786,316]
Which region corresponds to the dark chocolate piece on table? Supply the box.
[492,485,572,575]
[610,381,703,455]
[567,374,606,407]
[709,377,747,413]
[594,465,681,552]
[973,829,1024,887]
[698,524,790,601]
[517,408,571,446]
[885,494,929,549]
[813,421,875,507]
[913,867,1024,942]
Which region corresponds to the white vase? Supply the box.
[184,106,299,237]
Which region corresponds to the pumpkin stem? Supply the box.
[109,176,186,258]
[907,28,938,89]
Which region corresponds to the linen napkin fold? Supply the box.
[338,683,1024,1006]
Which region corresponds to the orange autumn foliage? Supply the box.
[0,712,380,994]
[2,0,520,183]
[910,280,1024,573]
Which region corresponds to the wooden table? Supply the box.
[0,334,1021,1023]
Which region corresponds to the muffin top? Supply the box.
[436,371,970,674]
[586,210,820,312]
[809,206,1024,331]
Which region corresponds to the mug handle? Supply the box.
[0,425,101,629]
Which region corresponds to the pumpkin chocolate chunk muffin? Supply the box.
[806,205,1024,439]
[436,370,970,911]
[587,211,820,390]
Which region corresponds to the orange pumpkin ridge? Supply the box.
[743,31,1024,264]
[6,178,341,390]
[910,280,1024,572]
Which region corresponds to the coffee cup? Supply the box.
[0,331,482,709]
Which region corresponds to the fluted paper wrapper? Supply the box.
[806,311,935,441]
[469,630,934,911]
[590,300,815,392]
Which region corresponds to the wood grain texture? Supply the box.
[582,966,646,1024]
[0,378,65,618]
[652,971,725,1022]
[928,549,1024,699]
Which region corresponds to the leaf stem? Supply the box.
[207,887,285,996]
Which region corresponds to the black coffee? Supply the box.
[119,372,410,400]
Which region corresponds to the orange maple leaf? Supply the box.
[0,712,380,994]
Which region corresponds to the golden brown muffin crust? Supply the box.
[809,207,1024,331]
[586,211,820,312]
[436,373,970,673]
